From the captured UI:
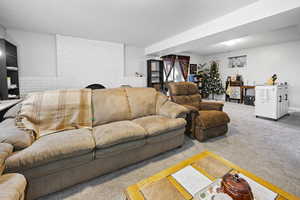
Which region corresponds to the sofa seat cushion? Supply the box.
[5,128,95,171]
[13,153,93,179]
[197,110,230,129]
[146,128,185,144]
[133,115,186,137]
[0,119,34,150]
[0,173,26,200]
[95,140,145,158]
[93,121,147,149]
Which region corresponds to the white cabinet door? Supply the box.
[283,86,289,115]
[255,87,277,119]
[277,87,283,118]
[255,85,288,120]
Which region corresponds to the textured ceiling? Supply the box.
[188,25,300,56]
[0,0,257,46]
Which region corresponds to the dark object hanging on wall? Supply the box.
[147,59,164,92]
[236,74,242,81]
[221,174,254,200]
[0,39,20,100]
[178,55,190,81]
[161,55,176,93]
[160,54,191,93]
[189,64,197,74]
[85,84,106,90]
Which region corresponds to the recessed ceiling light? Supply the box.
[220,38,244,46]
[0,50,2,57]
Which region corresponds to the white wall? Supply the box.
[0,24,6,38]
[5,29,147,93]
[203,40,300,109]
[123,45,147,87]
[6,29,57,77]
[56,35,124,88]
[185,53,204,64]
[124,45,146,76]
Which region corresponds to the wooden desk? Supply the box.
[240,86,255,104]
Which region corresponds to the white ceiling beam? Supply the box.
[145,0,300,55]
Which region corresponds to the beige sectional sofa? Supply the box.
[1,87,188,199]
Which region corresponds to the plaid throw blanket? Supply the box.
[16,89,92,139]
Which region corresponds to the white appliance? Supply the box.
[255,85,289,120]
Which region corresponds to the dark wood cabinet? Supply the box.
[0,39,20,100]
[147,59,164,91]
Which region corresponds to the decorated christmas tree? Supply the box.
[204,61,225,99]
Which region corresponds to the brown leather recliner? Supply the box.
[168,82,230,142]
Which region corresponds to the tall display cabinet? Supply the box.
[147,59,164,92]
[0,39,20,100]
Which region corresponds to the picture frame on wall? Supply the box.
[228,55,247,68]
[189,64,197,74]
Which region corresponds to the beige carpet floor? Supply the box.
[40,102,300,200]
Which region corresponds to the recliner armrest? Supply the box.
[199,101,224,111]
[157,101,189,119]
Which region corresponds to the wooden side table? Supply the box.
[240,86,255,104]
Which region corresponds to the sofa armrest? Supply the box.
[0,173,27,200]
[0,143,13,175]
[199,101,224,111]
[157,101,189,119]
[182,104,199,113]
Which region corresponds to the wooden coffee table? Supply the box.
[125,151,300,200]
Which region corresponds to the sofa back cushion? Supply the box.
[92,88,131,126]
[168,82,201,109]
[125,88,157,119]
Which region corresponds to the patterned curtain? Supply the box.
[161,55,176,82]
[178,55,190,81]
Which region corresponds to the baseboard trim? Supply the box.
[289,107,300,112]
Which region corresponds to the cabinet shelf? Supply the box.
[6,66,18,71]
[6,54,17,58]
